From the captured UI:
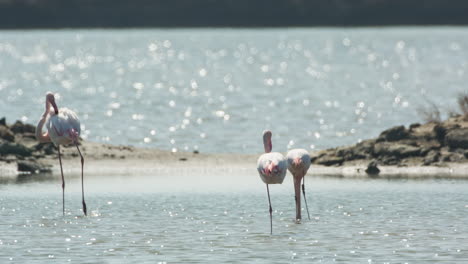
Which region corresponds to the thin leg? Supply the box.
[294,176,301,222]
[58,145,65,216]
[75,143,87,216]
[266,184,273,235]
[302,176,311,220]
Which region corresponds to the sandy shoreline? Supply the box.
[2,116,468,179]
[2,140,468,179]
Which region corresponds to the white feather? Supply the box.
[286,148,311,176]
[257,152,287,184]
[46,107,81,146]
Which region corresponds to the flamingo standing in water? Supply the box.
[287,148,311,222]
[35,92,87,216]
[257,130,287,234]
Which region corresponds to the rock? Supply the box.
[378,125,409,142]
[0,126,15,142]
[423,150,440,165]
[433,124,447,143]
[43,144,56,155]
[409,123,421,131]
[365,161,380,175]
[336,141,372,161]
[445,128,468,149]
[310,149,332,163]
[17,160,52,174]
[351,140,375,158]
[379,156,399,165]
[10,120,36,134]
[34,143,56,155]
[0,154,17,162]
[373,142,421,158]
[21,132,37,139]
[315,155,344,166]
[0,142,33,157]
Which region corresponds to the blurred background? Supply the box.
[1,1,467,154]
[1,0,468,28]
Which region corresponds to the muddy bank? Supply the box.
[311,115,468,172]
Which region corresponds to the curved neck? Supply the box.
[35,100,51,143]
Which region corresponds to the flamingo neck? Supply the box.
[263,135,272,153]
[36,96,53,143]
[48,98,59,115]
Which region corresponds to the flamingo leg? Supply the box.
[302,175,311,220]
[266,184,273,235]
[293,176,301,222]
[75,143,87,216]
[57,145,65,216]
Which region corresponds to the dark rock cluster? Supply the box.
[0,117,53,174]
[311,115,468,168]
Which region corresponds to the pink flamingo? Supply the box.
[287,148,311,222]
[257,130,287,234]
[35,92,87,216]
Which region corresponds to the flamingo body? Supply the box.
[287,148,311,221]
[46,107,81,146]
[286,149,311,176]
[36,92,87,216]
[257,152,287,184]
[257,130,286,234]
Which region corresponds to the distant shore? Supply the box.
[1,0,468,29]
[1,115,468,179]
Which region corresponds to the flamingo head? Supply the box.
[293,157,302,166]
[262,130,272,153]
[264,161,278,176]
[46,92,59,115]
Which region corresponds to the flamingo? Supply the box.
[35,92,87,216]
[286,148,311,222]
[257,130,287,234]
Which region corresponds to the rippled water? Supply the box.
[1,170,468,263]
[1,27,467,153]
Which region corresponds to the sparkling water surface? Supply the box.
[1,27,468,263]
[1,171,468,263]
[1,27,467,153]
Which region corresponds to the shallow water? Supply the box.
[1,170,468,263]
[1,27,468,263]
[1,27,467,153]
